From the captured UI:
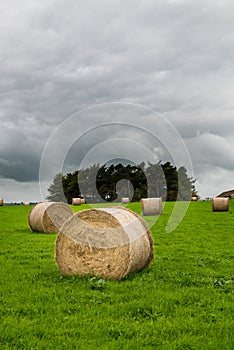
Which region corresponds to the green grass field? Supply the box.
[0,201,234,349]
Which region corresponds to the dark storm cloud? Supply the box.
[0,0,234,200]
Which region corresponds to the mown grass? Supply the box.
[0,201,233,349]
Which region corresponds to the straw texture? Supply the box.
[142,198,163,216]
[212,197,229,212]
[121,197,130,204]
[72,198,81,205]
[55,206,154,280]
[28,202,73,233]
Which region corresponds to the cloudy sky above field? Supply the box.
[1,0,234,202]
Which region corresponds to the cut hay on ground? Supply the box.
[28,202,73,233]
[0,198,3,206]
[72,198,81,205]
[142,197,163,216]
[55,206,154,280]
[121,197,130,204]
[212,197,229,212]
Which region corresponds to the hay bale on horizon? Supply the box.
[121,197,130,204]
[80,198,85,204]
[142,198,163,216]
[72,198,81,205]
[212,197,229,212]
[24,202,30,206]
[55,206,154,280]
[28,202,73,233]
[191,197,198,201]
[0,198,3,206]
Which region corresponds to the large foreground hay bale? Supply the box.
[28,202,73,233]
[142,198,163,216]
[121,197,130,204]
[72,198,81,205]
[55,206,154,280]
[212,197,229,212]
[0,198,3,206]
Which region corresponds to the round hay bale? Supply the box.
[121,197,130,204]
[0,198,3,206]
[80,198,85,204]
[24,202,30,206]
[212,197,229,212]
[72,198,81,205]
[55,206,154,280]
[28,202,73,233]
[142,198,163,216]
[191,197,198,201]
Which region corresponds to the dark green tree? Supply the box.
[177,166,192,200]
[47,162,198,203]
[62,171,80,204]
[78,165,101,203]
[160,162,178,201]
[46,173,66,202]
[145,162,166,199]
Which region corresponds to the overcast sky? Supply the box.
[1,0,234,202]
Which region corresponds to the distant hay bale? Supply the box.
[212,197,229,212]
[80,198,85,204]
[0,198,3,206]
[191,197,198,201]
[121,197,130,204]
[24,202,30,206]
[55,206,154,280]
[72,198,81,205]
[28,202,73,233]
[142,198,163,216]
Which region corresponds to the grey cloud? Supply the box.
[0,118,52,182]
[63,121,172,172]
[0,156,38,182]
[196,166,234,198]
[186,133,234,185]
[0,0,234,199]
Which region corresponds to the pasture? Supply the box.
[0,201,233,349]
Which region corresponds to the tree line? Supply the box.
[47,161,198,203]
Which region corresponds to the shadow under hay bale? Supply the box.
[212,197,229,212]
[55,206,154,280]
[142,198,163,216]
[28,202,73,233]
[0,198,3,206]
